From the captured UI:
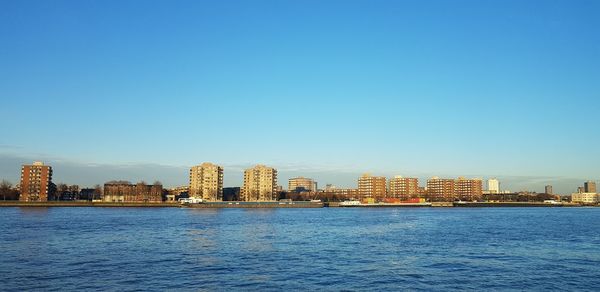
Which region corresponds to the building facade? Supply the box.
[19,161,53,202]
[358,174,387,200]
[189,162,224,201]
[584,181,597,193]
[241,165,278,201]
[545,185,553,195]
[487,179,500,194]
[426,177,455,202]
[455,177,483,201]
[571,192,598,204]
[388,176,419,200]
[103,182,163,203]
[288,177,316,192]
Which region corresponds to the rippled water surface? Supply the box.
[1,207,600,291]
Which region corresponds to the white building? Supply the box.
[571,193,598,204]
[487,178,500,194]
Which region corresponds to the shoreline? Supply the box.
[0,201,591,208]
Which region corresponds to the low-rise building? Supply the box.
[571,192,598,204]
[103,181,163,203]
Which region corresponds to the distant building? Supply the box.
[426,177,455,202]
[487,179,499,194]
[167,186,189,202]
[19,161,53,202]
[571,193,598,204]
[103,181,163,203]
[577,186,585,193]
[223,187,241,201]
[241,165,278,201]
[584,181,597,193]
[288,177,316,192]
[189,162,223,201]
[545,185,553,195]
[455,177,483,201]
[388,176,419,200]
[358,174,387,200]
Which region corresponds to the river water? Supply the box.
[1,207,599,291]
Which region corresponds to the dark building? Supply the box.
[584,181,596,193]
[223,187,241,201]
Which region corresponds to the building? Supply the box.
[584,181,597,193]
[545,185,553,195]
[103,181,163,203]
[223,187,241,201]
[426,177,455,202]
[316,187,359,201]
[487,178,500,194]
[455,177,483,201]
[571,193,598,204]
[189,162,224,201]
[288,177,316,192]
[358,174,387,200]
[388,176,419,200]
[19,161,53,202]
[241,165,278,201]
[167,186,189,202]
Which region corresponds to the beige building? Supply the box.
[358,174,387,200]
[288,177,316,192]
[388,176,419,199]
[189,162,224,201]
[241,165,278,201]
[19,161,53,202]
[455,177,483,201]
[426,177,455,202]
[571,192,598,204]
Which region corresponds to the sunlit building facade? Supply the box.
[241,165,278,201]
[189,162,224,201]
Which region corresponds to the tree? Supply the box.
[93,184,102,201]
[55,183,68,201]
[1,180,13,201]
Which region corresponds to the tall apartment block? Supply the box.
[388,176,419,200]
[241,165,278,201]
[358,174,387,199]
[189,162,224,201]
[545,185,553,195]
[584,181,597,193]
[288,177,316,192]
[455,177,483,201]
[19,161,53,202]
[426,177,455,202]
[487,178,500,194]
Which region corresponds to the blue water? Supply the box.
[1,207,600,291]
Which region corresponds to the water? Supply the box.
[1,207,599,291]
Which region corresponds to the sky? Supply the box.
[1,0,599,194]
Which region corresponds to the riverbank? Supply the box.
[0,201,591,208]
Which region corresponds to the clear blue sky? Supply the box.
[1,0,599,193]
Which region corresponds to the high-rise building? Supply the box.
[388,176,419,200]
[545,185,553,195]
[189,162,224,201]
[358,174,387,200]
[19,161,53,202]
[487,178,500,194]
[584,181,597,193]
[241,165,278,201]
[426,177,455,202]
[288,177,316,192]
[455,177,483,201]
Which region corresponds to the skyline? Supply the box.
[1,155,597,195]
[2,0,599,193]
